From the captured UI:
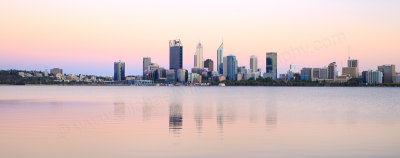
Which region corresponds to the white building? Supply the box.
[194,42,203,68]
[365,70,383,84]
[250,55,258,72]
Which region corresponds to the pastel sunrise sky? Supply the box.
[1,0,399,76]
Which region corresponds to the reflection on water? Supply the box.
[169,103,183,136]
[0,86,399,158]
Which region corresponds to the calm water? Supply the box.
[0,86,399,158]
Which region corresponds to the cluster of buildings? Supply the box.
[17,68,108,83]
[111,39,399,85]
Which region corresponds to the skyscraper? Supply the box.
[194,42,203,68]
[143,57,151,76]
[328,62,338,79]
[114,61,125,81]
[169,39,183,70]
[50,68,63,75]
[217,42,223,74]
[266,52,277,79]
[225,55,238,81]
[250,55,258,72]
[378,65,396,83]
[204,59,214,72]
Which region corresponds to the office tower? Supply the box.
[363,70,383,84]
[194,42,203,68]
[266,52,277,79]
[113,61,125,81]
[312,68,320,81]
[378,65,396,83]
[217,42,223,74]
[300,68,313,81]
[177,69,188,82]
[342,59,359,78]
[328,62,338,79]
[225,55,238,80]
[50,68,63,75]
[169,39,183,70]
[289,64,298,73]
[348,59,358,67]
[319,67,328,79]
[393,74,400,84]
[166,70,176,82]
[204,59,214,72]
[143,57,151,76]
[250,55,258,72]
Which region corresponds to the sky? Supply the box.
[0,0,399,76]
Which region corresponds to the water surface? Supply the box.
[0,86,399,158]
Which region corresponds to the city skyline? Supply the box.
[1,0,400,76]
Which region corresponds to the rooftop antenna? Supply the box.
[348,46,350,60]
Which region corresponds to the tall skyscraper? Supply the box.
[169,39,183,70]
[225,55,238,81]
[378,65,396,83]
[217,42,223,74]
[348,59,358,67]
[143,57,151,76]
[266,52,277,79]
[250,55,258,72]
[328,62,338,79]
[114,61,125,81]
[194,42,203,68]
[204,59,214,72]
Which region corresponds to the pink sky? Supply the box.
[1,0,399,76]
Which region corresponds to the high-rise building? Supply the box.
[225,55,238,80]
[319,67,328,79]
[348,59,358,67]
[114,61,125,81]
[169,39,183,70]
[194,42,203,68]
[300,68,313,81]
[44,69,49,77]
[166,70,176,82]
[342,59,359,78]
[217,42,223,74]
[363,70,383,84]
[312,68,320,81]
[204,59,214,72]
[328,62,338,79]
[143,57,151,76]
[250,55,258,72]
[266,52,277,79]
[378,65,396,83]
[50,68,63,75]
[177,69,188,82]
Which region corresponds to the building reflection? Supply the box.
[114,101,125,119]
[169,103,183,136]
[194,104,203,134]
[217,104,224,133]
[265,100,277,130]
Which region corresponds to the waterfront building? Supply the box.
[204,59,214,72]
[225,55,238,81]
[50,68,63,75]
[191,67,204,75]
[250,55,258,72]
[328,62,338,79]
[194,42,204,68]
[143,57,151,76]
[44,69,49,77]
[319,67,328,79]
[300,68,313,81]
[166,70,176,82]
[342,59,359,78]
[312,68,320,81]
[113,61,126,81]
[266,52,277,80]
[169,39,183,70]
[287,64,298,81]
[378,65,396,83]
[177,69,188,83]
[217,42,223,74]
[393,74,400,84]
[363,70,383,84]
